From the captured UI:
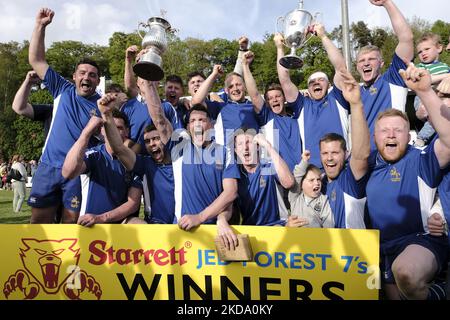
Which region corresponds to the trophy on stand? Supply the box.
[277,0,317,69]
[134,15,174,81]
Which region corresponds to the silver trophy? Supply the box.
[134,16,174,81]
[277,0,316,69]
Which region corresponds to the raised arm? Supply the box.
[191,65,224,105]
[314,24,347,89]
[124,45,140,98]
[178,178,238,231]
[253,133,295,189]
[98,94,137,171]
[370,0,413,62]
[340,69,371,179]
[274,33,299,103]
[78,186,142,227]
[290,150,311,194]
[241,51,265,113]
[233,36,249,76]
[12,71,41,118]
[62,116,103,179]
[140,80,173,144]
[400,64,450,168]
[29,8,53,79]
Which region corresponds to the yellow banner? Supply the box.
[0,225,379,300]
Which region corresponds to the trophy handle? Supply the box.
[137,22,147,40]
[276,16,291,50]
[312,12,323,25]
[276,16,285,34]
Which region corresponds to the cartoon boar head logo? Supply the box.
[19,238,80,294]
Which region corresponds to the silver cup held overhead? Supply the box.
[277,0,316,69]
[134,17,173,81]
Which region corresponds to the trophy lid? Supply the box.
[148,17,171,30]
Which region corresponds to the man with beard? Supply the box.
[356,0,414,150]
[62,109,143,226]
[28,8,101,223]
[366,64,450,300]
[141,80,240,248]
[98,96,176,224]
[274,23,350,168]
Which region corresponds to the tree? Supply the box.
[106,32,141,86]
[250,33,278,91]
[0,41,30,110]
[350,21,372,50]
[409,16,432,41]
[0,107,17,161]
[46,41,109,79]
[13,116,45,161]
[431,20,450,65]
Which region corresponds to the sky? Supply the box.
[1,0,449,47]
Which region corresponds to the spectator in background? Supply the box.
[0,161,8,190]
[11,154,28,213]
[30,160,38,181]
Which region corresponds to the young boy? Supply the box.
[414,32,450,147]
[287,150,334,228]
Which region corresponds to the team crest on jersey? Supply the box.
[215,162,224,171]
[369,86,377,95]
[89,109,97,117]
[124,172,132,185]
[330,190,336,202]
[313,201,322,212]
[390,167,401,182]
[259,176,267,189]
[70,196,80,209]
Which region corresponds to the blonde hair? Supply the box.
[417,32,442,47]
[357,45,383,61]
[224,72,244,89]
[375,109,410,130]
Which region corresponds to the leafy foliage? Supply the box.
[46,41,109,79]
